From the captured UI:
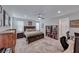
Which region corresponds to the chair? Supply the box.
[60,36,69,50]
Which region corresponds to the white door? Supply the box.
[36,22,40,31]
[59,17,70,38]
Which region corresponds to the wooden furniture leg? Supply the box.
[12,46,15,53]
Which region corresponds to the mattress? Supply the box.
[24,31,44,37]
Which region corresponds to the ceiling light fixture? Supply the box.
[37,13,45,20]
[38,17,42,20]
[38,13,42,19]
[57,10,61,14]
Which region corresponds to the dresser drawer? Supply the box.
[0,33,16,48]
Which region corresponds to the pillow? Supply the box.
[26,29,36,32]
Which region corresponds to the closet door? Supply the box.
[59,18,70,38]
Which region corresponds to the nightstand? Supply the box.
[17,32,26,39]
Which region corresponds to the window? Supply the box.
[16,21,24,32]
[36,22,40,31]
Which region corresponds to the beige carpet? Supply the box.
[15,37,74,53]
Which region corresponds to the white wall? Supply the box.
[12,17,36,33]
[70,28,79,36]
[0,8,12,32]
[0,26,12,32]
[41,11,79,37]
[69,11,79,36]
[59,17,70,38]
[24,20,36,26]
[52,12,79,37]
[10,11,79,37]
[39,18,59,35]
[39,11,79,37]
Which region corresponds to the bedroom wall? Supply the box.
[11,11,79,36]
[12,17,36,33]
[39,11,79,37]
[0,26,12,32]
[0,17,12,32]
[69,11,79,36]
[59,17,70,39]
[11,16,59,33]
[39,17,70,38]
[66,11,79,36]
[0,7,12,32]
[24,20,36,26]
[2,7,78,36]
[39,18,59,35]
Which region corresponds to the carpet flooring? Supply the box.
[15,37,74,53]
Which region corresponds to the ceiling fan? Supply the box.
[37,13,45,20]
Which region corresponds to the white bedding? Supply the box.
[24,31,43,37]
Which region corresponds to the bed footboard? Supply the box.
[27,34,44,44]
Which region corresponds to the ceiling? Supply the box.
[2,5,79,20]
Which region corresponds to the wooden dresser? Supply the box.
[17,32,26,39]
[70,20,79,53]
[0,31,16,53]
[74,33,79,53]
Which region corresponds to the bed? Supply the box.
[24,26,44,43]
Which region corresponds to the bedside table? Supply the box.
[17,32,26,39]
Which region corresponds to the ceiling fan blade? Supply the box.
[42,18,45,19]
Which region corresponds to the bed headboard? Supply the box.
[24,26,36,31]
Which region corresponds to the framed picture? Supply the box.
[0,5,2,13]
[8,17,11,26]
[3,9,11,27]
[70,20,79,28]
[0,19,2,27]
[0,6,2,27]
[3,10,6,26]
[5,12,9,26]
[28,21,32,26]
